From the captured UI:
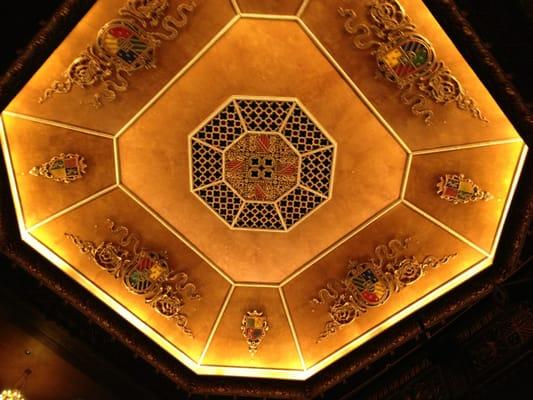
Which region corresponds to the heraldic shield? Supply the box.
[377,35,436,85]
[347,262,390,307]
[124,250,169,295]
[29,153,87,184]
[241,310,269,355]
[437,173,492,204]
[96,19,157,72]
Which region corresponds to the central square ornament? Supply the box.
[190,97,335,231]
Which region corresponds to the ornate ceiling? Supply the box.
[0,0,527,381]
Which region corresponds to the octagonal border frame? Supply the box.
[0,0,529,386]
[187,95,337,233]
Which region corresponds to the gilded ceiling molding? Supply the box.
[29,153,87,183]
[338,1,486,124]
[311,238,456,342]
[39,0,197,107]
[437,173,493,204]
[241,310,269,355]
[65,219,200,336]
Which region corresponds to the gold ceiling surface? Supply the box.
[0,0,527,380]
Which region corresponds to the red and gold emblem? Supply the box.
[124,250,169,295]
[96,20,157,72]
[437,173,492,204]
[29,153,87,183]
[241,310,269,355]
[377,35,435,85]
[346,262,390,307]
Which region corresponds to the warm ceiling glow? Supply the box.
[0,389,25,400]
[0,0,527,380]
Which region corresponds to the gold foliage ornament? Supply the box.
[241,310,269,355]
[65,219,200,336]
[39,0,197,107]
[29,153,87,183]
[338,0,486,124]
[311,238,455,342]
[437,173,493,204]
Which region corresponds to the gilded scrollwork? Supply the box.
[312,238,456,342]
[39,0,196,107]
[65,219,200,336]
[338,1,486,124]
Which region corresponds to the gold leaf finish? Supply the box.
[337,1,485,124]
[0,0,527,380]
[311,238,455,342]
[66,219,200,336]
[40,1,197,107]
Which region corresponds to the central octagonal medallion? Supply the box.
[190,97,336,232]
[225,133,299,202]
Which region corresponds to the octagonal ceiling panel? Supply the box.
[119,18,406,283]
[0,0,527,381]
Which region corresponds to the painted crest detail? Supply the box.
[190,97,336,231]
[338,1,486,124]
[39,0,196,107]
[241,310,269,355]
[437,173,492,204]
[225,133,299,201]
[65,219,200,336]
[29,153,87,183]
[312,238,456,342]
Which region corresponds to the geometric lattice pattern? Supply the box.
[300,148,335,196]
[283,105,332,153]
[194,102,244,150]
[190,97,336,231]
[191,141,223,189]
[278,187,326,229]
[234,203,284,231]
[236,99,292,132]
[197,183,242,225]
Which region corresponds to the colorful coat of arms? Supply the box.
[312,238,456,342]
[338,1,486,123]
[39,1,197,106]
[377,35,435,85]
[124,249,169,295]
[347,262,390,307]
[65,219,200,336]
[96,20,157,72]
[437,173,493,204]
[241,310,269,355]
[29,153,87,183]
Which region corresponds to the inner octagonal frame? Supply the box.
[0,0,530,391]
[188,95,337,233]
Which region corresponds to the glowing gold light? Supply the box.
[0,389,25,400]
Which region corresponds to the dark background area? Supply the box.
[0,1,532,399]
